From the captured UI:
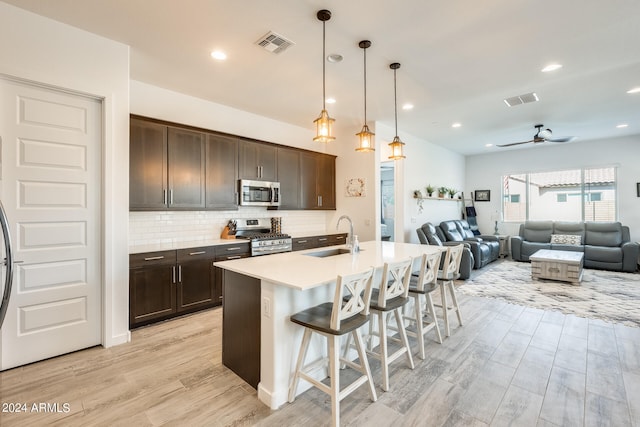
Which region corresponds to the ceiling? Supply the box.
[6,0,640,155]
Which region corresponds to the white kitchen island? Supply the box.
[214,240,444,410]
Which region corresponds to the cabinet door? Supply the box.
[206,133,238,209]
[177,256,217,312]
[277,147,300,209]
[300,152,318,209]
[239,140,277,181]
[130,118,167,210]
[317,154,336,210]
[129,265,176,327]
[168,127,206,208]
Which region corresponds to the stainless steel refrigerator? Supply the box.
[0,201,14,330]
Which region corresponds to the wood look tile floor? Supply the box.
[1,284,640,426]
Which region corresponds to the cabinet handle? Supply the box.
[336,236,345,240]
[226,247,242,251]
[172,265,176,284]
[260,165,263,177]
[318,238,327,242]
[144,256,164,261]
[257,166,260,178]
[189,251,206,256]
[178,265,182,282]
[297,240,308,244]
[169,189,174,205]
[318,195,322,206]
[226,255,242,260]
[163,189,167,205]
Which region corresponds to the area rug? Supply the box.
[457,261,640,328]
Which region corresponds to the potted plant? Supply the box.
[425,184,435,197]
[438,186,447,198]
[413,189,423,198]
[448,188,457,199]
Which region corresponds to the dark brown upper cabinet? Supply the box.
[300,152,336,210]
[239,140,277,181]
[206,133,239,210]
[130,118,168,210]
[276,147,301,209]
[130,118,205,210]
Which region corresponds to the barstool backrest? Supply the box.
[415,251,443,292]
[441,244,464,280]
[331,268,375,330]
[377,258,413,308]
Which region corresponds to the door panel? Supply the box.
[0,78,102,370]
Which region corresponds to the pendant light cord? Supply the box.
[322,20,326,110]
[363,47,367,123]
[394,68,398,136]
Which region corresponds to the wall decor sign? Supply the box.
[345,178,366,197]
[474,190,490,202]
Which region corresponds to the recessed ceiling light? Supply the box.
[327,54,343,63]
[210,50,227,60]
[485,143,493,147]
[616,123,629,128]
[402,103,414,110]
[451,122,461,128]
[627,87,640,94]
[541,63,562,72]
[326,97,336,104]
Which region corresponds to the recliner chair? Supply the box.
[439,220,500,269]
[416,223,473,280]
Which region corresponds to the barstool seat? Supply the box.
[437,245,465,337]
[288,268,377,427]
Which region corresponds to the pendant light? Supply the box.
[313,9,335,143]
[355,40,375,152]
[388,62,406,160]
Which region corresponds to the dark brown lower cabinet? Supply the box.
[129,251,177,327]
[177,247,217,313]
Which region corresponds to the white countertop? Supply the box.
[214,240,444,291]
[129,238,243,254]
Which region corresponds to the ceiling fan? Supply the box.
[497,124,576,147]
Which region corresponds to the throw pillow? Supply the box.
[550,234,582,245]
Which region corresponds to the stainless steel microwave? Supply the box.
[239,179,281,207]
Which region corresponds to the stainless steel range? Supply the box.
[232,218,292,256]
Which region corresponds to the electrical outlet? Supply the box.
[263,296,271,318]
[411,217,417,223]
[364,219,371,226]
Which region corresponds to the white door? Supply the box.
[0,78,102,370]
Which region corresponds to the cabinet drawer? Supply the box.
[215,242,250,259]
[292,237,319,251]
[177,246,215,262]
[130,250,177,268]
[317,233,347,247]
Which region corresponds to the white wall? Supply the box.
[0,2,130,347]
[376,122,466,243]
[465,135,640,241]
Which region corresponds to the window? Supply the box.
[502,167,616,222]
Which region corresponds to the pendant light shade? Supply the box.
[313,9,335,143]
[356,40,375,152]
[388,62,406,160]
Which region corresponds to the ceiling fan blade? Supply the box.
[496,139,534,147]
[547,136,576,143]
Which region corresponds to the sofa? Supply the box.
[438,220,500,269]
[511,221,639,273]
[415,223,473,280]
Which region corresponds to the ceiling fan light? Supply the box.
[537,128,552,139]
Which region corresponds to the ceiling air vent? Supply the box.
[255,31,295,54]
[504,92,539,107]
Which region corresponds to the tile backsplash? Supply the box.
[129,208,330,247]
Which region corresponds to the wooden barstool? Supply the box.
[405,250,444,359]
[438,245,465,337]
[361,257,415,391]
[288,268,377,427]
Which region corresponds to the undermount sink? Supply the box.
[305,248,361,258]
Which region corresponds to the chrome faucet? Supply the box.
[336,215,354,249]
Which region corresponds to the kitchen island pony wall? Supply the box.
[129,115,336,212]
[215,240,446,410]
